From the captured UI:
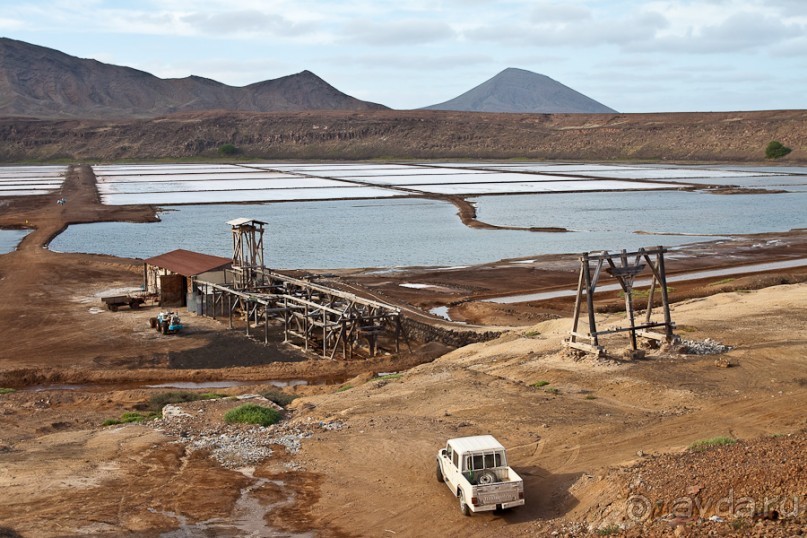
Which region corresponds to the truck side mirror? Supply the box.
[440,449,447,456]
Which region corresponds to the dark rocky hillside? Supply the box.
[0,38,387,118]
[424,68,617,114]
[0,109,803,163]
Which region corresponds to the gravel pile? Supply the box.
[676,338,732,355]
[151,396,344,468]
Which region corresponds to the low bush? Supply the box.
[765,140,792,159]
[532,380,550,388]
[0,388,15,395]
[219,143,238,156]
[224,404,281,427]
[102,411,157,426]
[688,436,737,451]
[148,391,222,412]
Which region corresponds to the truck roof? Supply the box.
[447,435,505,453]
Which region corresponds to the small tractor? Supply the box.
[151,311,183,334]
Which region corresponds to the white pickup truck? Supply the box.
[436,435,525,516]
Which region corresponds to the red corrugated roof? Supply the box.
[144,249,231,276]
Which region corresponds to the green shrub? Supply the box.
[765,140,792,159]
[148,391,222,412]
[102,411,157,426]
[598,524,621,536]
[219,143,238,156]
[261,388,297,407]
[532,380,550,388]
[619,287,673,300]
[224,404,281,427]
[336,384,353,392]
[0,388,15,395]
[688,436,737,451]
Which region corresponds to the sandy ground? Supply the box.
[0,164,805,537]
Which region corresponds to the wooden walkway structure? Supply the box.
[566,247,676,356]
[196,270,404,359]
[194,218,404,359]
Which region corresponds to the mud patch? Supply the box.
[167,332,309,369]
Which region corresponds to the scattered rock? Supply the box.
[622,348,646,360]
[676,338,732,355]
[714,357,735,368]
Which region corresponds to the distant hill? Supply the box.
[0,38,388,118]
[424,68,617,114]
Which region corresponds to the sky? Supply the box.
[1,0,806,112]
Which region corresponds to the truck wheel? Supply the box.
[436,462,444,483]
[459,491,470,516]
[477,470,497,485]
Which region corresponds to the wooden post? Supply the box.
[228,294,233,329]
[582,253,598,346]
[656,247,674,341]
[570,261,585,341]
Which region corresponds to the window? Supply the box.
[466,451,505,471]
[452,450,458,468]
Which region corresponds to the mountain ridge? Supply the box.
[424,67,617,114]
[0,37,388,118]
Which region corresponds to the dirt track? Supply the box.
[0,164,805,536]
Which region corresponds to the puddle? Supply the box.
[399,283,437,289]
[429,306,466,324]
[430,306,451,320]
[154,467,313,537]
[485,257,807,304]
[22,377,342,393]
[27,384,88,392]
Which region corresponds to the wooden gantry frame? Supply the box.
[196,218,404,359]
[228,218,266,290]
[566,247,676,356]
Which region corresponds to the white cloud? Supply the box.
[645,10,805,53]
[530,2,592,23]
[180,10,316,37]
[0,17,23,29]
[343,19,456,46]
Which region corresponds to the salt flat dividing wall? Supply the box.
[92,162,703,205]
